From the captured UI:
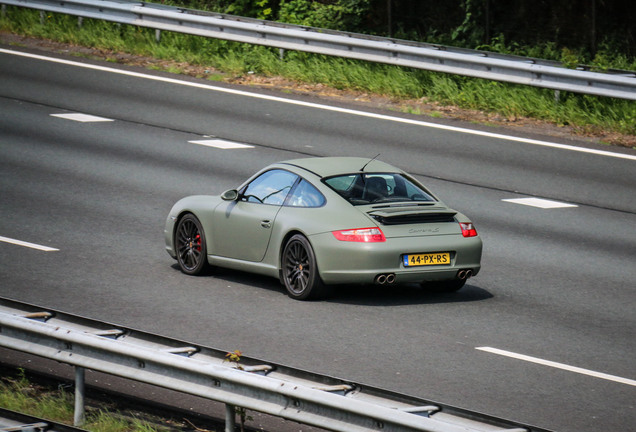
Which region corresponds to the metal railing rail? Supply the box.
[1,0,635,100]
[0,298,551,432]
[0,408,88,432]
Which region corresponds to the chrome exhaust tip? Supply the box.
[375,274,387,285]
[386,273,396,284]
[457,269,473,280]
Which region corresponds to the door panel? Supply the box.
[210,169,299,262]
[212,201,281,262]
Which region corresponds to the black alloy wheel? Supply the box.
[176,214,209,275]
[282,234,325,300]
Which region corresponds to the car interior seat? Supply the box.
[363,176,388,201]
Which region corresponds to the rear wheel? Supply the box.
[175,214,209,275]
[282,234,326,300]
[421,279,466,293]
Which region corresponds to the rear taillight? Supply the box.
[332,227,386,242]
[459,222,478,237]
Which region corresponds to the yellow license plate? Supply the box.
[403,252,451,266]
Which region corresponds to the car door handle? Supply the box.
[260,220,271,228]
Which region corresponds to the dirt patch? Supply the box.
[2,31,634,148]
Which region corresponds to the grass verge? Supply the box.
[0,368,175,432]
[1,7,635,146]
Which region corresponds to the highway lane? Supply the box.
[2,47,635,213]
[1,47,635,432]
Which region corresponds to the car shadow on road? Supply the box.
[325,283,493,306]
[170,264,492,306]
[169,263,284,290]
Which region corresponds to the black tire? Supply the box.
[421,278,466,293]
[282,234,325,300]
[175,214,210,275]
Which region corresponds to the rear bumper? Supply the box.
[309,232,482,285]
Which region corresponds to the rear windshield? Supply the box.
[324,173,436,205]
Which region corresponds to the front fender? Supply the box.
[164,195,223,258]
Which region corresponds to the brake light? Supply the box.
[459,222,478,237]
[332,227,386,242]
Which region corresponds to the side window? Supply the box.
[286,179,326,208]
[241,169,298,205]
[325,174,356,192]
[324,174,364,201]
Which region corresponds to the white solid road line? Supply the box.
[477,347,636,386]
[2,48,636,162]
[0,236,59,252]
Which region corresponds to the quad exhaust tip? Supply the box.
[457,269,473,280]
[374,273,396,285]
[375,270,473,285]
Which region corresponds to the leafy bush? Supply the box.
[278,0,370,32]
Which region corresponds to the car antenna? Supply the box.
[360,154,380,171]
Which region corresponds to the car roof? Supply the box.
[280,157,403,178]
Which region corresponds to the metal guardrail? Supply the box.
[1,0,636,100]
[0,407,87,432]
[0,298,551,432]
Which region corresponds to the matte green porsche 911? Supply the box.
[165,157,482,300]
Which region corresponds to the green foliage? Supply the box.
[222,0,273,20]
[0,370,167,432]
[590,41,636,71]
[451,0,486,45]
[278,0,370,31]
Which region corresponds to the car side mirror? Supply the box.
[221,189,239,201]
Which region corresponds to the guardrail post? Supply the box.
[39,10,45,25]
[225,404,235,432]
[155,29,161,43]
[1,4,6,18]
[74,366,86,426]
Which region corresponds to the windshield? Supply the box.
[324,173,436,205]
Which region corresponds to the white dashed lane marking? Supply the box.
[0,236,59,252]
[188,139,254,149]
[477,347,636,386]
[502,197,578,209]
[51,113,114,122]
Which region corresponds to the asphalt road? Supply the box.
[1,46,635,432]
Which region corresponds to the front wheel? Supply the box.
[282,234,326,300]
[175,214,210,275]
